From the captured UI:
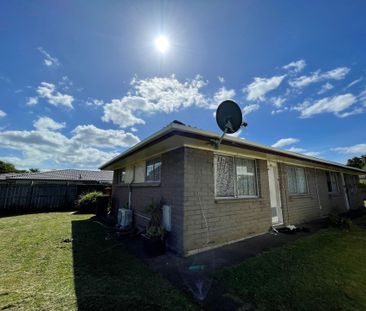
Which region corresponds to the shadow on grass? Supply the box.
[71,217,194,311]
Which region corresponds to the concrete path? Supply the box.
[123,219,327,310]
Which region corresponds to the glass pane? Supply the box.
[296,168,307,194]
[287,167,297,194]
[215,156,235,197]
[236,158,257,196]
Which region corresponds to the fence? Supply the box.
[0,182,107,214]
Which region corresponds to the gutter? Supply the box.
[100,122,366,175]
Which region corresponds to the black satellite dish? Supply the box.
[212,100,247,148]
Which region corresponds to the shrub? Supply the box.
[76,191,103,213]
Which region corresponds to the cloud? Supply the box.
[270,96,286,108]
[210,87,236,109]
[36,82,74,108]
[130,127,138,132]
[287,146,307,153]
[283,59,306,73]
[286,146,320,157]
[242,104,260,116]
[37,47,60,67]
[244,75,286,101]
[0,120,139,169]
[336,107,363,118]
[289,67,350,89]
[318,82,334,94]
[102,75,208,128]
[86,99,104,107]
[227,129,242,138]
[33,116,65,131]
[0,110,6,118]
[333,144,366,154]
[345,77,363,89]
[71,124,140,148]
[272,137,300,148]
[26,97,39,106]
[293,93,357,118]
[218,76,225,84]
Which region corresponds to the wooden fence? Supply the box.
[0,182,107,214]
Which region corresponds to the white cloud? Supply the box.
[33,116,65,131]
[242,104,260,116]
[0,110,6,118]
[336,107,363,118]
[318,82,334,94]
[289,67,350,89]
[218,76,225,84]
[293,93,357,118]
[210,87,236,109]
[287,146,307,153]
[102,75,208,128]
[227,129,242,138]
[272,137,300,148]
[130,127,138,132]
[71,124,140,148]
[345,77,363,89]
[283,59,306,73]
[0,120,139,169]
[333,144,366,154]
[270,96,286,108]
[36,82,74,108]
[26,97,38,106]
[245,75,286,101]
[86,99,104,107]
[37,47,60,67]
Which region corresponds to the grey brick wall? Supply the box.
[111,148,185,254]
[182,148,271,255]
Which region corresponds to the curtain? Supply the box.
[215,156,235,197]
[236,158,257,196]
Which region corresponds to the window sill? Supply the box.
[215,197,262,204]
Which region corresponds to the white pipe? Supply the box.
[128,165,135,210]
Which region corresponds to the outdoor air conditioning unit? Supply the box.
[117,208,132,229]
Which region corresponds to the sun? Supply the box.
[154,35,169,54]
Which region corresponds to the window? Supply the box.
[215,155,258,198]
[145,157,161,182]
[114,168,125,184]
[326,171,339,193]
[287,166,308,195]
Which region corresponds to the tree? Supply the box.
[346,155,366,169]
[0,160,17,174]
[29,168,40,173]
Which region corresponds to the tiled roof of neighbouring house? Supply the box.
[0,169,113,183]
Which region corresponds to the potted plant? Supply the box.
[142,199,166,256]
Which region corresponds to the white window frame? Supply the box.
[326,171,340,193]
[145,157,161,182]
[214,154,259,199]
[286,165,309,195]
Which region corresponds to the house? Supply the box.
[0,169,113,213]
[100,121,365,256]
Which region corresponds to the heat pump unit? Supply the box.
[117,208,132,229]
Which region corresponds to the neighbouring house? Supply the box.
[0,169,113,213]
[100,121,366,256]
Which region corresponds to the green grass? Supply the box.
[216,218,366,311]
[0,212,196,311]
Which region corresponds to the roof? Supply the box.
[100,121,366,174]
[1,169,113,183]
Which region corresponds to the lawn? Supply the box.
[0,212,196,311]
[216,217,366,311]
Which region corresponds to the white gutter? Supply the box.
[100,122,366,174]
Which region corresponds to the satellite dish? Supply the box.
[212,100,247,148]
[216,100,243,134]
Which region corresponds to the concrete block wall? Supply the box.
[182,147,271,255]
[111,148,185,254]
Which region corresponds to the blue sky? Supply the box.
[0,1,366,170]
